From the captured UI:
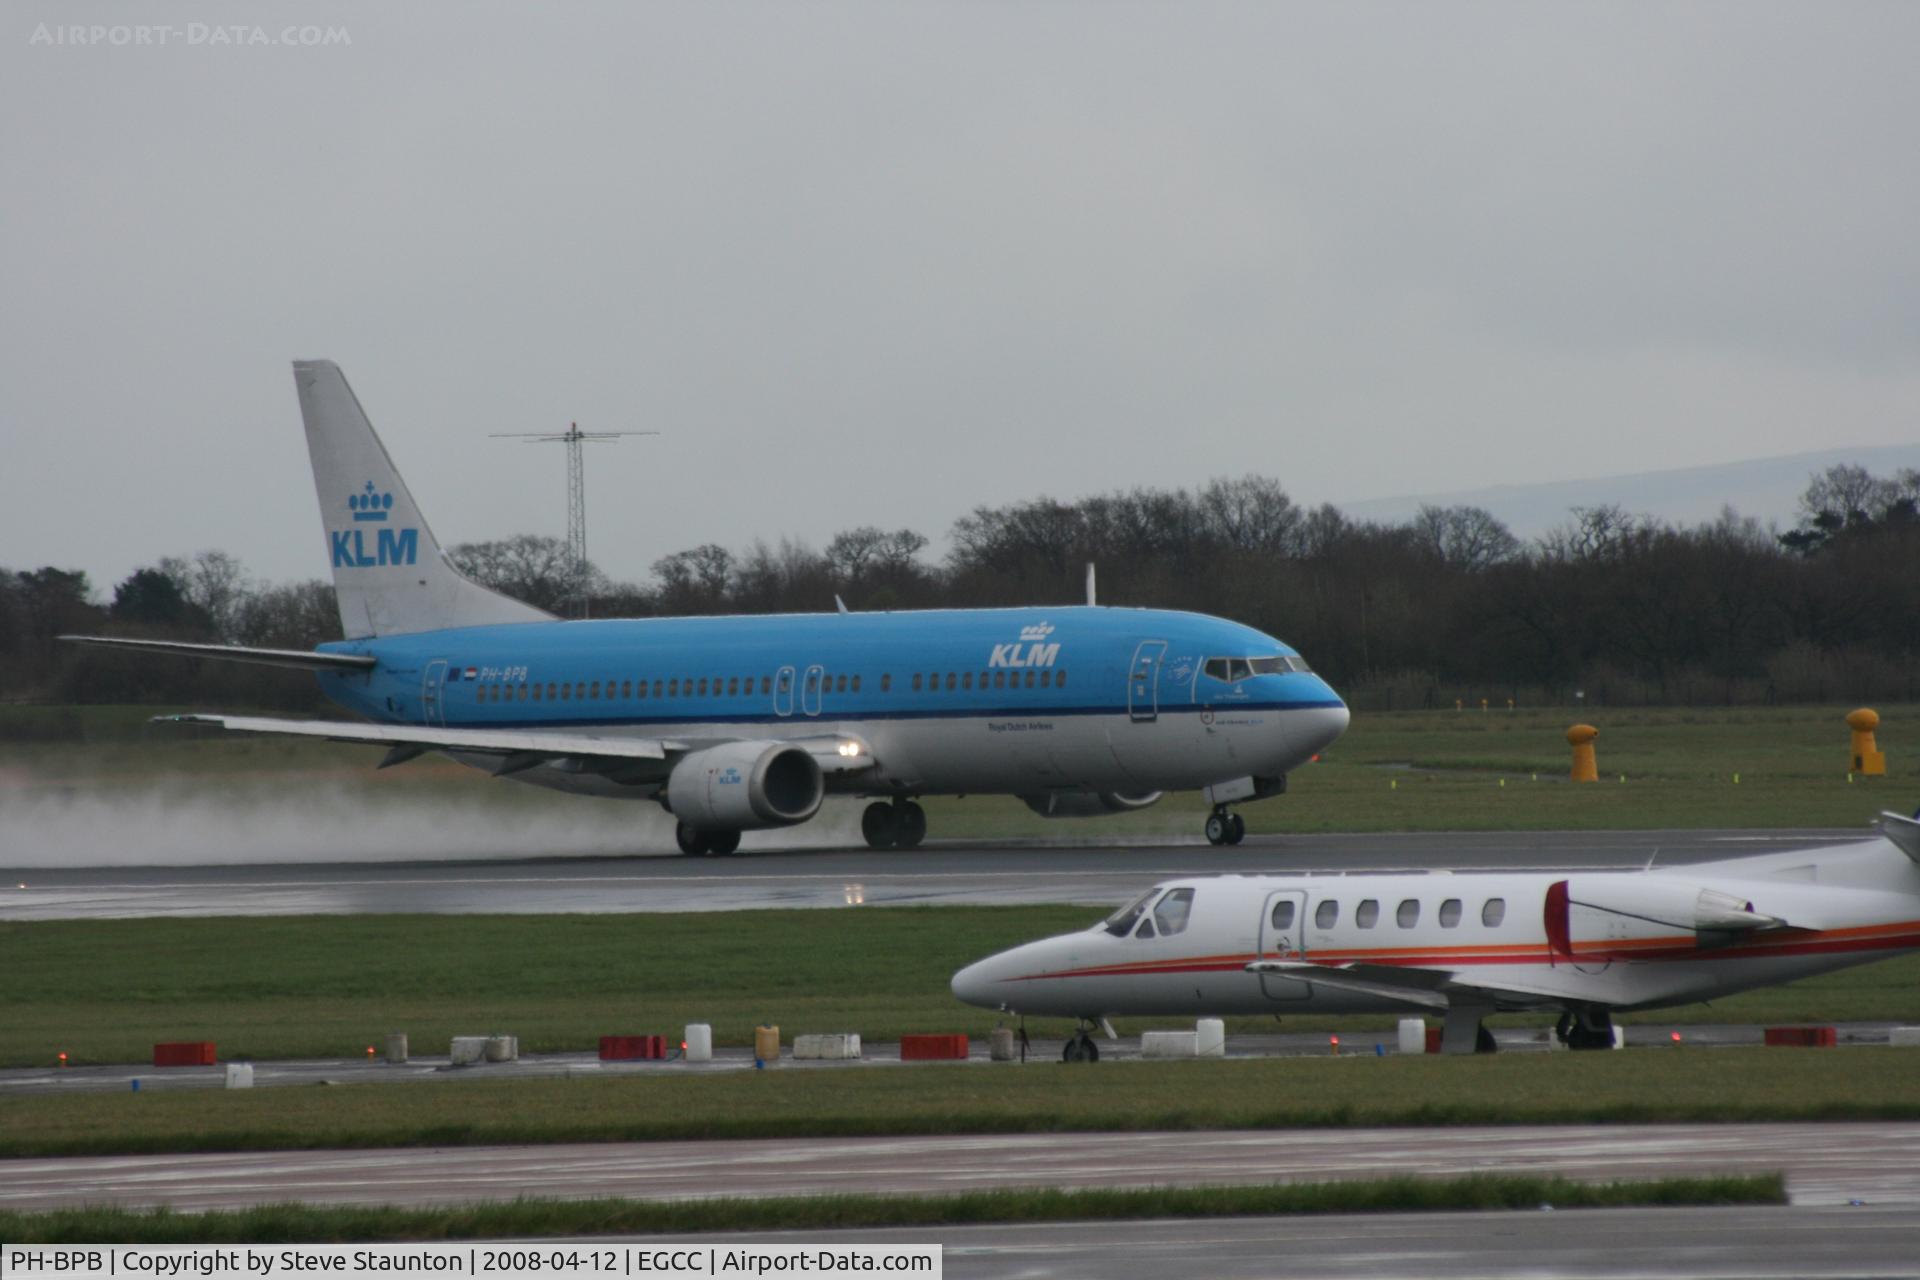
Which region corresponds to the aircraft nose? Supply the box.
[950,956,1003,1009]
[1291,698,1349,758]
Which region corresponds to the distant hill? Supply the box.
[1338,445,1920,540]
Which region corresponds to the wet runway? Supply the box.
[3,1122,1915,1212]
[0,828,1870,919]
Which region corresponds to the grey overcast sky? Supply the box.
[4,1,1918,593]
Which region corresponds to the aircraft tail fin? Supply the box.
[294,360,556,638]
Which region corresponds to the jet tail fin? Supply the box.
[294,360,555,638]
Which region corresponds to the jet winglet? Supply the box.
[1878,811,1920,865]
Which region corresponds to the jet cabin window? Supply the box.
[1314,900,1339,929]
[1355,899,1379,929]
[1152,888,1195,937]
[1482,898,1507,927]
[1439,898,1463,928]
[1103,888,1158,937]
[1270,900,1296,931]
[1397,899,1420,928]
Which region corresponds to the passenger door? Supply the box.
[1257,889,1311,1001]
[802,663,825,717]
[1127,640,1168,722]
[773,665,795,717]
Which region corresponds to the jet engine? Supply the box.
[666,741,824,830]
[1020,790,1163,819]
[1547,875,1783,956]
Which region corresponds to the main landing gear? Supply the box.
[862,799,927,850]
[1204,807,1247,846]
[675,822,741,857]
[1556,1007,1617,1051]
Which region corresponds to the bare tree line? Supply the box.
[7,465,1917,713]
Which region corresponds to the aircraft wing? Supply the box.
[63,635,377,672]
[159,714,683,774]
[157,715,878,777]
[1245,959,1582,1011]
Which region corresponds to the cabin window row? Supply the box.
[1269,897,1507,932]
[910,669,1066,692]
[467,668,1069,703]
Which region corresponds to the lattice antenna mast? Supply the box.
[491,423,657,618]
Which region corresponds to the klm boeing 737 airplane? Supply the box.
[66,361,1349,854]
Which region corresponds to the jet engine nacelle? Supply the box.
[1020,790,1163,819]
[666,741,824,830]
[1548,875,1781,954]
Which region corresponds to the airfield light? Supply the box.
[1329,1035,1340,1056]
[366,1045,375,1059]
[1671,1031,1683,1045]
[58,1052,67,1067]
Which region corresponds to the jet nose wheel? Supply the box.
[1062,1032,1100,1063]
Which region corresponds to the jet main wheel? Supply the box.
[861,801,901,849]
[1227,813,1247,845]
[895,800,928,849]
[1205,812,1229,846]
[674,822,711,857]
[707,829,742,856]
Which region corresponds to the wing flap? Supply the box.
[63,636,377,672]
[159,714,673,761]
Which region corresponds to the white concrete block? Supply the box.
[793,1033,862,1060]
[1890,1026,1920,1047]
[385,1033,408,1064]
[224,1062,253,1089]
[450,1036,488,1065]
[683,1024,713,1063]
[1196,1018,1226,1058]
[1141,1030,1200,1059]
[1397,1018,1427,1055]
[989,1028,1017,1061]
[1612,1025,1627,1050]
[484,1034,518,1062]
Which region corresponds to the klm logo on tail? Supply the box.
[331,481,418,567]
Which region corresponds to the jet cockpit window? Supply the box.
[1203,658,1254,682]
[1103,888,1159,936]
[1248,654,1313,675]
[1134,918,1156,939]
[1152,888,1195,937]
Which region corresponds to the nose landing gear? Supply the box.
[1061,1026,1101,1062]
[1204,807,1247,846]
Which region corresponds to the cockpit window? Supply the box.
[1249,654,1313,676]
[1152,888,1195,937]
[1202,658,1253,683]
[1103,888,1158,936]
[1134,918,1156,939]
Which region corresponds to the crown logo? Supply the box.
[347,481,392,522]
[1019,622,1055,642]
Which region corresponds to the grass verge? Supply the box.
[7,910,1920,1068]
[0,1174,1787,1243]
[7,1051,1920,1158]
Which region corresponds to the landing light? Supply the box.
[837,742,861,757]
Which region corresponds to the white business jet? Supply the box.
[953,813,1920,1056]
